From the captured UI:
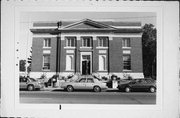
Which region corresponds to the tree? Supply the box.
[27,47,32,73]
[19,60,26,72]
[142,24,156,78]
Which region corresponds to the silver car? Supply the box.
[61,76,108,92]
[19,77,44,91]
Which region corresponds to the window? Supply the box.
[81,37,92,47]
[99,55,107,71]
[79,78,86,83]
[122,38,130,47]
[43,55,50,70]
[123,55,131,70]
[87,78,94,83]
[65,37,76,47]
[44,38,51,47]
[20,78,28,82]
[66,55,74,71]
[97,37,108,47]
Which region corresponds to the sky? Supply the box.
[20,12,156,60]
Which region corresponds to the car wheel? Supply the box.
[94,86,101,92]
[125,87,131,92]
[67,85,73,92]
[149,86,156,93]
[27,85,34,91]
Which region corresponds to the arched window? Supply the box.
[66,55,74,71]
[102,56,106,70]
[99,55,107,71]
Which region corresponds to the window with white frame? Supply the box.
[123,55,131,70]
[66,55,74,71]
[99,55,107,71]
[43,55,50,70]
[97,37,108,47]
[122,38,131,47]
[81,37,92,47]
[65,37,76,47]
[44,38,51,47]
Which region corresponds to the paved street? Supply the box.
[20,89,156,104]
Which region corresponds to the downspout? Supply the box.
[108,36,110,74]
[57,21,62,74]
[75,38,77,74]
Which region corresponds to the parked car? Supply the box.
[117,78,156,93]
[61,76,108,92]
[19,77,44,91]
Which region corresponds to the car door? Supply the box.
[85,78,95,90]
[130,80,142,90]
[132,80,146,90]
[73,78,86,90]
[20,78,28,89]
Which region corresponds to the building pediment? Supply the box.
[61,19,117,30]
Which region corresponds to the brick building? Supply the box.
[30,19,144,79]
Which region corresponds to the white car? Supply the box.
[61,76,108,92]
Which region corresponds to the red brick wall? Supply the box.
[131,37,143,72]
[109,37,123,72]
[31,37,57,72]
[60,39,66,72]
[76,40,81,73]
[92,39,99,72]
[31,36,143,74]
[31,38,43,72]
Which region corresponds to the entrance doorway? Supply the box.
[81,52,92,75]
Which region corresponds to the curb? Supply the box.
[42,87,63,91]
[42,87,118,91]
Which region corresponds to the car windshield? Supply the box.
[29,78,36,82]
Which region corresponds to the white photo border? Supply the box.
[1,1,179,118]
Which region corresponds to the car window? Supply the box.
[141,80,147,84]
[79,78,86,83]
[29,78,36,82]
[87,78,94,83]
[21,78,28,82]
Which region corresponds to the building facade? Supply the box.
[30,19,144,79]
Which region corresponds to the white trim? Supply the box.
[61,33,142,38]
[64,47,76,49]
[113,26,141,29]
[123,50,131,54]
[99,50,107,54]
[96,47,108,49]
[123,70,132,72]
[122,47,131,49]
[31,27,57,29]
[43,47,52,49]
[66,50,75,54]
[80,47,92,49]
[43,50,51,54]
[32,35,57,38]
